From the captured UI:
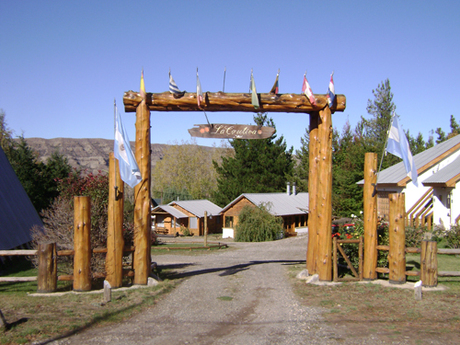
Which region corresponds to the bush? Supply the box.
[235,203,283,242]
[30,169,135,275]
[438,225,460,249]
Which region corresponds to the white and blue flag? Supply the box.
[386,115,418,186]
[114,110,142,188]
[169,70,181,95]
[327,72,335,108]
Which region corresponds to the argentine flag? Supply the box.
[114,111,142,188]
[386,115,418,186]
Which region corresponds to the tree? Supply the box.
[152,139,232,203]
[213,113,294,207]
[1,112,72,213]
[435,127,447,144]
[448,115,459,139]
[234,203,283,242]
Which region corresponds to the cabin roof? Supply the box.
[221,192,309,216]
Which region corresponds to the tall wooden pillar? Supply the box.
[133,95,151,285]
[73,196,91,291]
[363,152,378,280]
[306,113,319,274]
[106,152,125,288]
[389,193,406,284]
[316,106,333,281]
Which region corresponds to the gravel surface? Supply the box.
[46,236,366,345]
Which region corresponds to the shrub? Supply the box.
[440,225,460,249]
[405,226,429,248]
[30,169,135,275]
[235,202,283,242]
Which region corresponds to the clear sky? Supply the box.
[1,1,459,151]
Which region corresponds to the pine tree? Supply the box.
[213,113,293,207]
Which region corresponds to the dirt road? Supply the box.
[47,236,363,344]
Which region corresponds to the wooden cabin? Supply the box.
[151,199,222,236]
[220,190,309,238]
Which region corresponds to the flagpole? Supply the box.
[375,111,397,187]
[114,99,119,198]
[222,66,226,92]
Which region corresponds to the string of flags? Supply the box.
[147,69,337,110]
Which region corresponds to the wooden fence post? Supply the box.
[73,196,92,291]
[420,240,438,287]
[37,242,57,293]
[363,152,378,280]
[204,211,208,247]
[106,152,125,288]
[306,113,319,275]
[133,89,151,285]
[316,106,333,281]
[389,193,406,284]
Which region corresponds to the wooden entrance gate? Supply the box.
[332,236,363,282]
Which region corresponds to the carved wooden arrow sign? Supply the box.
[188,124,276,139]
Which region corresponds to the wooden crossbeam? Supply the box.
[123,91,346,113]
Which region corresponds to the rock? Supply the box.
[0,309,7,332]
[148,277,159,286]
[296,269,310,280]
[305,274,319,284]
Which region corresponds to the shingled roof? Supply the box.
[221,192,309,216]
[0,146,43,250]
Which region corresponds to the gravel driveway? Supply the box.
[49,236,350,345]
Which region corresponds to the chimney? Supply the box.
[286,182,290,195]
[292,182,296,195]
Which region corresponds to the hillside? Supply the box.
[24,138,171,174]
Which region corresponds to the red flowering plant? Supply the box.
[31,168,135,275]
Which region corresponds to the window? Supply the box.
[225,216,234,228]
[189,217,197,229]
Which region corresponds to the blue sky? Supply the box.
[1,1,459,151]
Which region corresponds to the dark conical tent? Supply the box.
[0,145,43,250]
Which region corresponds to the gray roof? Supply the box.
[0,146,43,250]
[423,155,460,186]
[168,199,222,218]
[152,205,188,219]
[358,134,460,186]
[221,192,309,216]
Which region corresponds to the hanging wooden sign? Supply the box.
[188,124,275,139]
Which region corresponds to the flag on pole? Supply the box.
[327,72,336,108]
[386,115,418,186]
[140,70,146,99]
[302,72,316,105]
[196,68,203,108]
[249,70,259,109]
[269,70,279,94]
[169,70,181,94]
[114,109,142,188]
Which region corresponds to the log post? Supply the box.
[37,242,57,293]
[363,152,378,280]
[306,113,319,275]
[333,236,338,282]
[106,152,125,288]
[420,240,438,287]
[133,89,151,285]
[73,196,92,291]
[204,211,208,247]
[389,193,406,284]
[316,106,333,281]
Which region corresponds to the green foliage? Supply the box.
[234,203,283,242]
[152,139,232,202]
[0,112,72,213]
[213,113,294,207]
[405,226,429,248]
[438,225,460,249]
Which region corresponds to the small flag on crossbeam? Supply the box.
[269,69,279,94]
[140,69,146,99]
[169,70,181,95]
[196,68,203,108]
[114,108,142,188]
[386,114,418,186]
[249,69,259,109]
[302,72,316,105]
[327,72,336,108]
